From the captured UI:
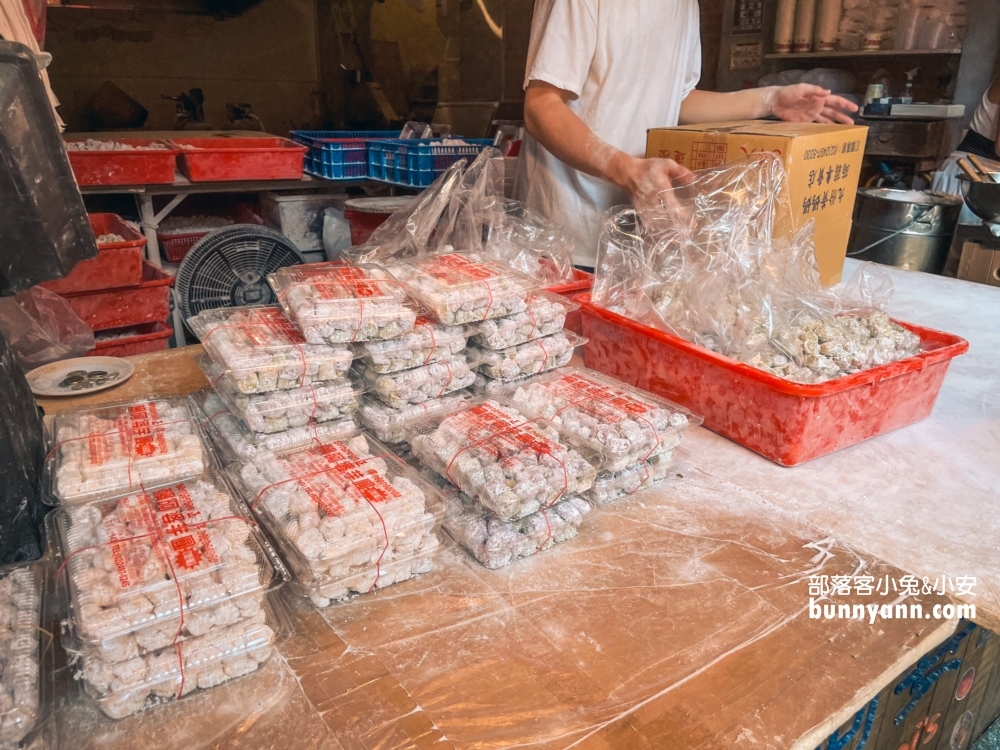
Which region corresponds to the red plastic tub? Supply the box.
[576,294,969,466]
[170,137,307,182]
[89,322,173,357]
[40,214,146,294]
[62,261,174,331]
[546,269,592,335]
[65,138,179,186]
[343,197,411,245]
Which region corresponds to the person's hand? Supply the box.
[770,83,858,125]
[615,155,694,212]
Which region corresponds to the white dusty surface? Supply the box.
[686,260,1000,623]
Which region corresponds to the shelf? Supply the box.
[766,48,963,60]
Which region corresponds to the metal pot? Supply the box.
[959,175,1000,224]
[847,188,964,274]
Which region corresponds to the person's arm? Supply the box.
[679,85,858,126]
[524,80,693,210]
[989,76,1000,158]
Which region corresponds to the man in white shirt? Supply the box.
[516,0,858,267]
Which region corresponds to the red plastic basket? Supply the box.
[40,214,146,294]
[158,205,264,263]
[89,321,173,357]
[62,261,174,331]
[170,136,307,182]
[576,294,969,466]
[64,138,179,186]
[546,269,592,335]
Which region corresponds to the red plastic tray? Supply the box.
[89,321,173,357]
[546,269,592,335]
[40,214,146,294]
[170,137,307,182]
[576,294,969,466]
[64,138,179,186]
[62,261,174,331]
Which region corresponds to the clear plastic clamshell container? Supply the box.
[356,392,471,445]
[409,399,597,521]
[0,564,45,746]
[470,371,533,398]
[79,597,283,719]
[46,398,208,505]
[469,290,578,350]
[191,390,358,463]
[386,252,538,325]
[52,469,287,664]
[228,432,443,608]
[199,355,362,435]
[505,367,702,473]
[187,305,355,394]
[585,449,684,506]
[354,355,478,409]
[422,468,592,570]
[470,330,584,381]
[356,315,468,374]
[268,262,418,344]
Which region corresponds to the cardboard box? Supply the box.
[646,121,868,286]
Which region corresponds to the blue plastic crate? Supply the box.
[366,139,494,187]
[290,130,399,180]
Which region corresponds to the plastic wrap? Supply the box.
[482,200,577,284]
[348,162,466,264]
[45,399,208,505]
[78,602,280,719]
[469,290,577,350]
[268,263,418,344]
[355,315,468,374]
[592,155,920,384]
[199,355,361,435]
[0,565,43,745]
[228,433,443,607]
[506,367,700,473]
[191,390,358,463]
[470,330,584,381]
[51,470,283,666]
[0,286,94,369]
[356,392,470,446]
[355,355,477,409]
[409,400,597,521]
[386,252,537,325]
[187,306,354,394]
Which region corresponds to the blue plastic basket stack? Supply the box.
[367,139,494,188]
[290,130,399,180]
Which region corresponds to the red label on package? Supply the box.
[457,403,558,460]
[549,373,652,423]
[100,482,220,589]
[297,265,396,301]
[282,441,400,518]
[237,308,305,347]
[86,403,173,468]
[425,254,499,286]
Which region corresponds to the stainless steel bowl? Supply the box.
[959,175,1000,224]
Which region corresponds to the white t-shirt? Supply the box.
[516,0,702,266]
[970,86,999,142]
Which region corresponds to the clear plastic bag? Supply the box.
[0,286,94,369]
[592,155,918,384]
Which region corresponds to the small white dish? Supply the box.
[26,356,135,397]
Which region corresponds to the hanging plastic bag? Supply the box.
[0,286,94,370]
